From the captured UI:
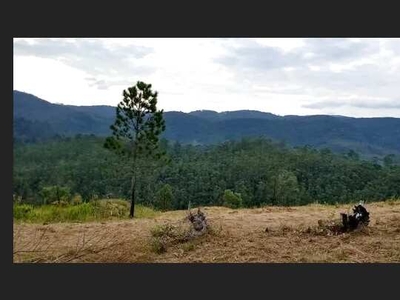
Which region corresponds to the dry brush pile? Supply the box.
[149,208,212,254]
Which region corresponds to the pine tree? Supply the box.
[104,81,166,218]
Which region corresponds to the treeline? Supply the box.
[13,135,400,209]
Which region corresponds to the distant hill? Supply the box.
[13,90,400,158]
[13,91,114,138]
[188,109,279,121]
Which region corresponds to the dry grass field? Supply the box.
[13,201,400,263]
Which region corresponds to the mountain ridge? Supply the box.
[13,90,400,158]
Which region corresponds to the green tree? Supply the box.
[39,186,71,205]
[155,184,173,211]
[222,189,242,209]
[104,82,166,218]
[269,170,300,205]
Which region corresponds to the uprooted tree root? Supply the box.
[149,208,211,254]
[341,204,370,231]
[302,204,371,236]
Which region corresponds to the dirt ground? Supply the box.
[13,201,400,263]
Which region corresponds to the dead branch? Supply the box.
[14,226,121,263]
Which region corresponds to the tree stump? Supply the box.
[187,208,208,233]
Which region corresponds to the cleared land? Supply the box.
[13,201,400,263]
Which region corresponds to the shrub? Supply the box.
[149,238,167,254]
[222,189,243,209]
[93,199,130,218]
[71,194,83,205]
[13,204,34,219]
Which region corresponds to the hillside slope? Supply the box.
[13,90,400,157]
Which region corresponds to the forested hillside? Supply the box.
[13,91,400,158]
[13,136,400,209]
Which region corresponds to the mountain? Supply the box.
[13,91,115,137]
[188,109,279,121]
[13,91,400,158]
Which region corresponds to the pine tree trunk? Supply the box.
[130,117,140,218]
[130,176,136,218]
[129,193,135,218]
[272,178,277,205]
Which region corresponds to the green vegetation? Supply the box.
[13,135,400,210]
[13,200,159,223]
[104,81,166,218]
[222,189,243,209]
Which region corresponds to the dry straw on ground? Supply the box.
[13,201,400,263]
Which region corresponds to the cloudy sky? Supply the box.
[13,38,400,117]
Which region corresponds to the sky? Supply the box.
[13,38,400,117]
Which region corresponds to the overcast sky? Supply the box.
[13,38,400,117]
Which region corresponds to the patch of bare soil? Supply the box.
[13,202,400,263]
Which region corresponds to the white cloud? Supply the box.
[308,65,320,71]
[254,38,306,53]
[13,38,400,117]
[283,67,296,72]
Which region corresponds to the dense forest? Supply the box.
[13,135,400,210]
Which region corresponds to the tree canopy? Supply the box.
[14,135,400,210]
